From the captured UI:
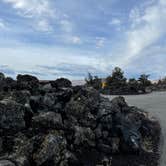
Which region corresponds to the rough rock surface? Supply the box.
[0,73,161,166]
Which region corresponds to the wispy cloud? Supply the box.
[0,19,6,29]
[122,0,166,65]
[3,0,54,18]
[96,37,106,48]
[38,63,106,78]
[60,19,73,33]
[0,65,15,76]
[109,18,121,26]
[0,0,166,79]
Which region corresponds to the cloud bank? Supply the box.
[0,0,166,79]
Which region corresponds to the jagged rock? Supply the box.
[110,96,128,113]
[0,99,26,133]
[0,75,16,92]
[29,93,63,113]
[7,134,44,166]
[0,73,160,166]
[97,143,112,154]
[0,138,3,153]
[50,78,72,88]
[98,97,113,117]
[33,134,66,166]
[40,83,53,94]
[11,90,31,105]
[3,77,17,92]
[0,73,5,81]
[73,126,95,147]
[111,137,120,153]
[43,93,56,107]
[29,96,42,113]
[0,160,15,166]
[99,114,112,131]
[65,87,99,128]
[56,88,73,103]
[15,157,30,166]
[16,74,39,92]
[32,112,63,130]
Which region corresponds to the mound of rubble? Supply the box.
[0,73,161,166]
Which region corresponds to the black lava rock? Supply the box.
[0,73,160,166]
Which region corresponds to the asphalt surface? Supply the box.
[107,91,166,166]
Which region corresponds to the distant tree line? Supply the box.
[158,77,166,85]
[152,76,166,91]
[85,67,152,95]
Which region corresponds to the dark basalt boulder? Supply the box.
[0,99,26,133]
[0,73,5,81]
[16,74,39,93]
[64,87,100,129]
[0,160,15,166]
[0,75,16,92]
[0,73,161,166]
[39,83,53,94]
[3,77,17,92]
[29,95,43,113]
[11,90,31,105]
[32,112,63,131]
[33,134,67,166]
[50,78,72,88]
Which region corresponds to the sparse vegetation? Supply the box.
[85,72,102,90]
[85,67,152,95]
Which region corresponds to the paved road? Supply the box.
[108,92,166,166]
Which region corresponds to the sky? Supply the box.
[0,0,166,80]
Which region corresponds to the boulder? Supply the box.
[3,77,17,92]
[73,126,95,147]
[29,96,42,113]
[0,160,15,166]
[33,134,66,166]
[0,73,160,166]
[16,74,39,92]
[0,99,26,133]
[0,73,5,81]
[50,78,72,88]
[32,112,63,130]
[65,87,100,128]
[11,90,31,105]
[55,88,73,103]
[40,83,53,94]
[0,74,16,92]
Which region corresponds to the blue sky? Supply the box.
[0,0,166,80]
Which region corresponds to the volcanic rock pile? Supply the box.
[0,73,161,166]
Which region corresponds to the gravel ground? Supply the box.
[107,91,166,166]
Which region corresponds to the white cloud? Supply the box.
[60,20,73,33]
[71,36,81,44]
[2,0,76,35]
[125,46,166,79]
[160,0,166,6]
[57,35,82,45]
[96,37,106,48]
[129,7,142,28]
[109,18,121,26]
[36,19,53,32]
[2,0,55,33]
[119,0,166,66]
[0,19,6,29]
[0,40,101,79]
[3,0,54,18]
